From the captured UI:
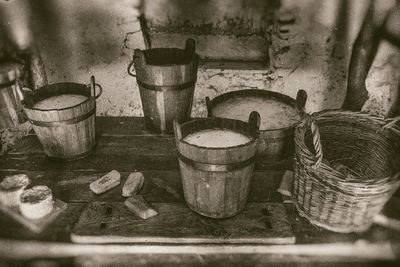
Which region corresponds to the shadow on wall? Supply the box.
[29,0,126,79]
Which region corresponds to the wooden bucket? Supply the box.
[0,62,26,129]
[21,76,102,161]
[128,39,199,134]
[173,112,260,218]
[206,89,307,164]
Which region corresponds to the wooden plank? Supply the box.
[75,254,399,267]
[71,202,295,244]
[5,138,292,171]
[0,199,67,233]
[0,203,85,242]
[0,153,179,171]
[0,239,397,260]
[0,170,283,203]
[284,204,400,245]
[10,135,176,156]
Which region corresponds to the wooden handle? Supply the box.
[303,114,323,168]
[248,111,261,131]
[205,97,212,117]
[133,49,146,65]
[296,89,307,113]
[90,76,96,98]
[185,39,196,55]
[173,119,182,142]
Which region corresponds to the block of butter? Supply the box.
[90,170,121,194]
[125,195,158,220]
[122,172,144,197]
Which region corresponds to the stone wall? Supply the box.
[2,0,398,118]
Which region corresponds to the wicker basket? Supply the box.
[293,110,400,233]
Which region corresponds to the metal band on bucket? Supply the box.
[136,79,196,91]
[29,108,95,127]
[177,151,255,172]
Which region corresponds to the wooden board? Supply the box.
[0,170,283,203]
[0,199,67,233]
[71,201,295,244]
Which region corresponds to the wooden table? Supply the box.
[0,117,399,266]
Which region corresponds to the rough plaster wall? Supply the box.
[35,0,399,117]
[192,0,350,117]
[35,0,145,116]
[364,41,400,116]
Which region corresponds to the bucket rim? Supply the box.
[178,117,259,151]
[208,89,302,133]
[22,82,96,112]
[136,47,199,67]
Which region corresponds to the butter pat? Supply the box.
[122,172,144,197]
[90,170,121,194]
[125,195,158,219]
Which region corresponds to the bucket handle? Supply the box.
[248,111,261,132]
[88,76,103,99]
[299,113,324,168]
[128,49,146,77]
[173,119,182,146]
[296,89,307,114]
[185,38,196,57]
[205,96,212,117]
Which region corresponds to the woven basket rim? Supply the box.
[294,109,400,192]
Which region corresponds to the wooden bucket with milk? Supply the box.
[22,76,102,160]
[128,39,199,134]
[207,89,307,164]
[173,112,260,218]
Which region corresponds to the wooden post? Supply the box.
[342,5,380,111]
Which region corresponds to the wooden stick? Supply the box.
[0,239,397,260]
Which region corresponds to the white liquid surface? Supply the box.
[183,129,251,148]
[34,94,88,110]
[212,96,301,130]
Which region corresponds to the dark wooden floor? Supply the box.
[0,117,399,266]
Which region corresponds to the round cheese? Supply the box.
[19,185,54,219]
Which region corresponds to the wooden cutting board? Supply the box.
[0,199,67,233]
[71,201,295,244]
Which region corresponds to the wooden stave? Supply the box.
[174,117,259,219]
[138,84,195,134]
[21,83,97,160]
[179,159,255,219]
